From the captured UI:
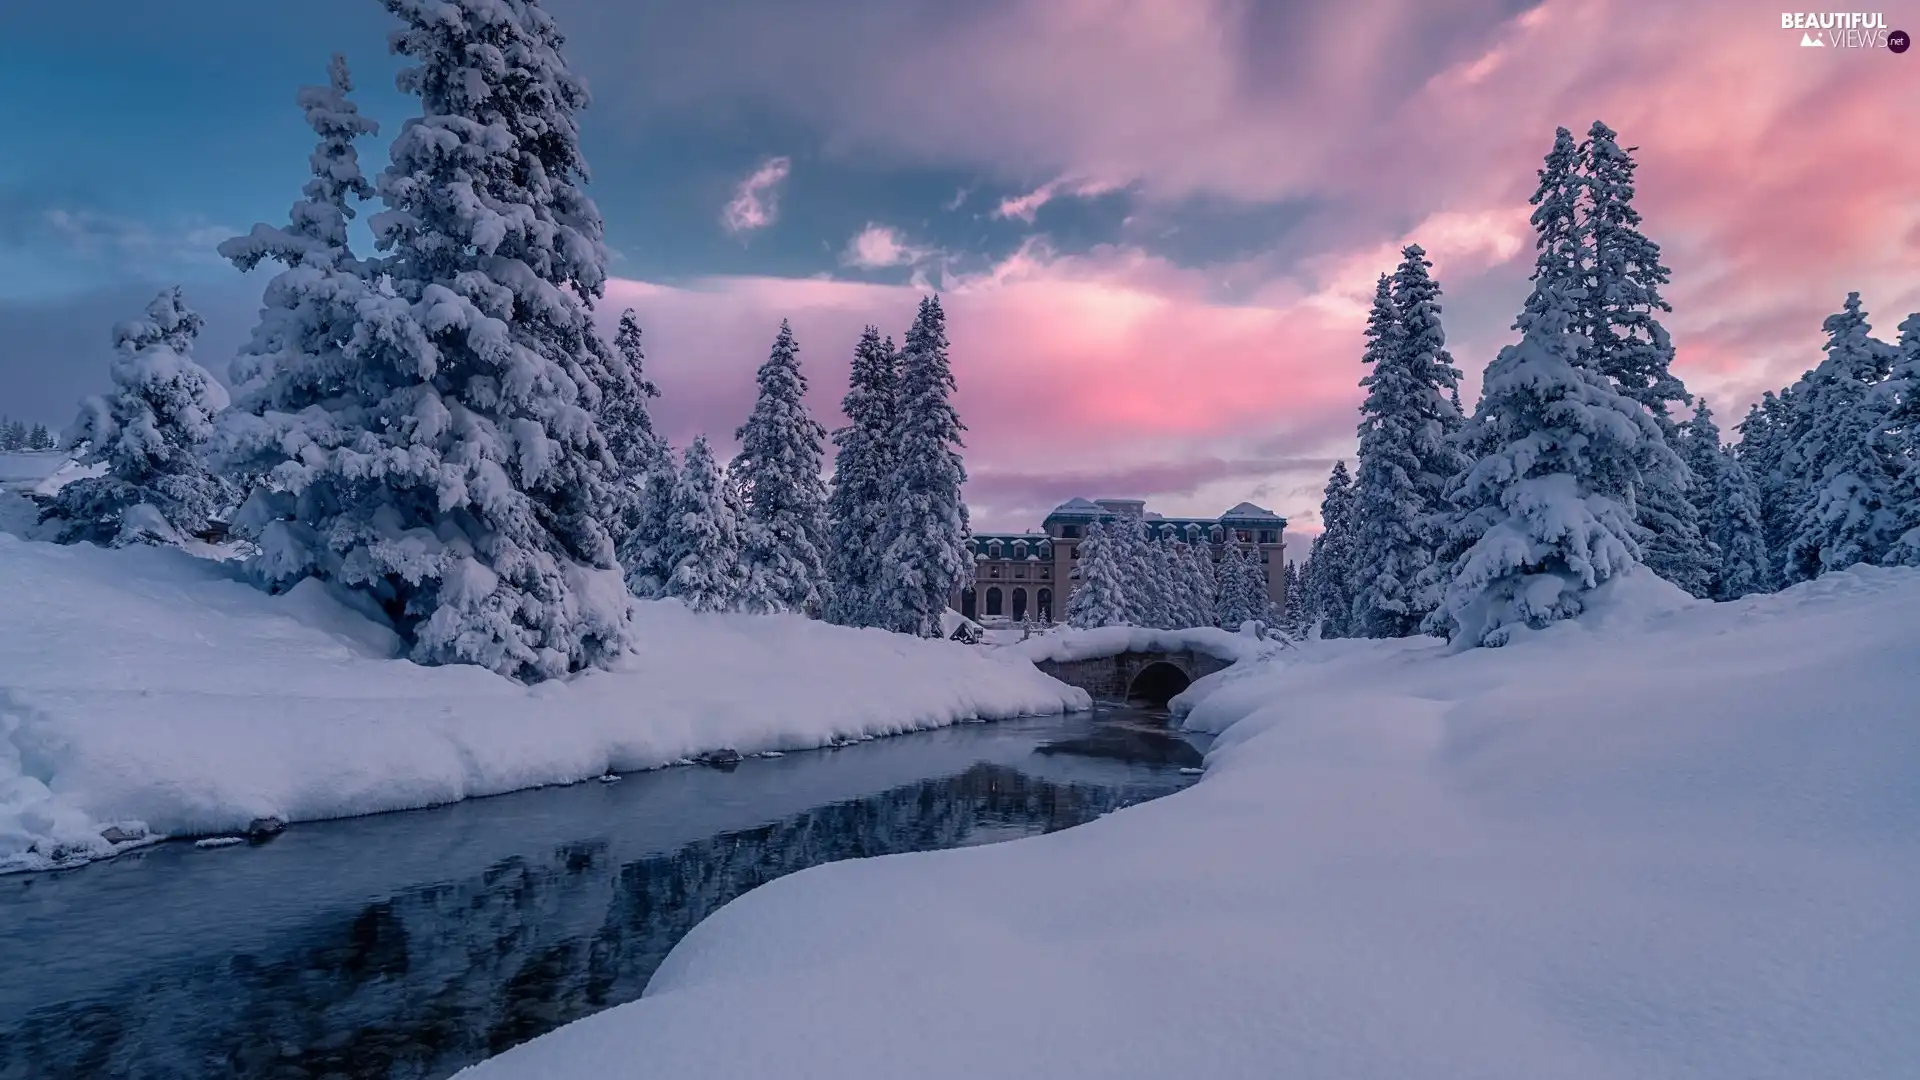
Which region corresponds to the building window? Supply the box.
[1236,529,1253,543]
[1061,525,1081,538]
[1040,567,1051,580]
[1013,588,1028,621]
[1261,552,1270,563]
[1259,530,1275,544]
[1014,565,1027,578]
[989,564,1002,578]
[985,587,1003,616]
[1071,548,1080,559]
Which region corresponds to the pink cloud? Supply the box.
[604,242,1368,532]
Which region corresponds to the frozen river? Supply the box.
[0,707,1208,1080]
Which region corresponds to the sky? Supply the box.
[0,1,1914,533]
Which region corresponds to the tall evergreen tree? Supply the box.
[219,8,633,681]
[1282,557,1312,637]
[28,423,52,450]
[1424,128,1673,647]
[1578,121,1712,596]
[1214,543,1265,629]
[602,308,666,560]
[1735,390,1794,583]
[1709,448,1769,600]
[44,288,229,546]
[732,320,830,616]
[1350,249,1469,637]
[1881,312,1920,566]
[1170,540,1214,629]
[825,327,899,626]
[876,297,970,636]
[1782,293,1900,580]
[1065,521,1130,628]
[1304,460,1357,636]
[663,436,746,613]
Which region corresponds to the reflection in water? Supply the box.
[0,712,1203,1080]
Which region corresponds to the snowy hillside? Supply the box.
[0,536,1087,874]
[462,565,1920,1080]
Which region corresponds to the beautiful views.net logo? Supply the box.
[1781,11,1910,51]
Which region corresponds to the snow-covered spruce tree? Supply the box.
[825,327,899,627]
[1349,250,1470,638]
[1303,460,1358,636]
[732,321,830,616]
[43,288,229,546]
[1213,542,1258,629]
[223,7,633,681]
[1282,557,1312,637]
[1577,122,1712,597]
[1423,133,1674,647]
[662,436,747,613]
[1880,312,1920,565]
[0,420,21,451]
[876,297,971,637]
[1147,535,1184,629]
[1679,399,1724,522]
[1709,447,1770,600]
[1735,389,1796,582]
[602,308,667,563]
[29,423,53,450]
[1065,520,1131,628]
[1781,293,1901,581]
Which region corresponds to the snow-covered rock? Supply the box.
[0,534,1087,874]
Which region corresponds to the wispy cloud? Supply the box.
[840,223,938,270]
[993,175,1124,223]
[720,156,793,237]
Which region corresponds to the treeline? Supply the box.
[32,2,971,683]
[1290,122,1920,646]
[1063,519,1273,631]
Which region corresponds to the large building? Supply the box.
[951,497,1288,624]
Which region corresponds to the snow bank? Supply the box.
[463,564,1920,1080]
[0,451,70,486]
[998,623,1280,665]
[0,535,1086,873]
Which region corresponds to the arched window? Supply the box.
[1038,588,1053,622]
[985,587,1004,616]
[1013,588,1028,621]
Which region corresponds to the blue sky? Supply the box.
[2,0,1911,530]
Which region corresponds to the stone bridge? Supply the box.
[1032,648,1234,706]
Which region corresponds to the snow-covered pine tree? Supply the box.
[1578,121,1712,597]
[1304,460,1357,636]
[43,288,229,546]
[1735,390,1793,582]
[1213,542,1256,629]
[1065,520,1130,628]
[1349,248,1470,638]
[1424,128,1674,647]
[29,423,53,450]
[1283,557,1312,637]
[1709,447,1769,600]
[1148,534,1184,629]
[1113,518,1162,628]
[0,420,22,451]
[1239,544,1274,627]
[1781,293,1900,581]
[826,327,899,627]
[876,297,971,636]
[222,6,633,681]
[1679,399,1724,522]
[1880,312,1920,566]
[732,320,830,616]
[601,308,666,561]
[662,435,746,613]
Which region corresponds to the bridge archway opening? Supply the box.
[1127,661,1192,706]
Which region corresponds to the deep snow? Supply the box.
[461,565,1920,1080]
[0,534,1087,874]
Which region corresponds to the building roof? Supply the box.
[1218,501,1284,522]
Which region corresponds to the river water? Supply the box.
[0,708,1208,1080]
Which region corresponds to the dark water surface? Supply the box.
[0,708,1207,1080]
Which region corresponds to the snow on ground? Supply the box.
[0,535,1087,874]
[462,565,1920,1080]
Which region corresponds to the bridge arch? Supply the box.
[1127,661,1191,705]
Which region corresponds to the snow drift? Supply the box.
[0,534,1087,874]
[461,565,1920,1080]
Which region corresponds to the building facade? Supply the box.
[950,497,1288,624]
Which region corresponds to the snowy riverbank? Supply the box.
[0,534,1088,874]
[461,564,1920,1080]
